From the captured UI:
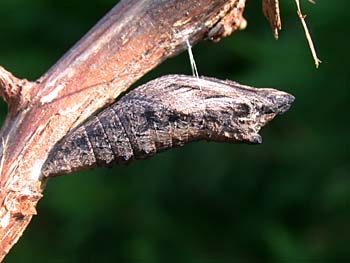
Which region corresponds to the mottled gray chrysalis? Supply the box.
[42,75,294,177]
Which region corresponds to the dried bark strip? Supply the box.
[42,75,294,177]
[262,0,281,39]
[0,0,247,260]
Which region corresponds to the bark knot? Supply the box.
[0,66,34,116]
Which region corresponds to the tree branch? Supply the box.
[0,0,248,260]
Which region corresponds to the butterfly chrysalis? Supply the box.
[42,75,294,177]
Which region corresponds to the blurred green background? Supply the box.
[1,0,349,262]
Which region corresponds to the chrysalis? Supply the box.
[42,75,294,177]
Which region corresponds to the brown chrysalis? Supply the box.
[42,75,293,177]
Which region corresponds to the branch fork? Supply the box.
[0,66,34,117]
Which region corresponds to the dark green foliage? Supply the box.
[1,0,349,262]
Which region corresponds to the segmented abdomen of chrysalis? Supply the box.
[43,79,205,176]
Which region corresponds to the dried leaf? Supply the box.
[262,0,282,39]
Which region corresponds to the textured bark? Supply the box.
[0,0,248,260]
[42,75,293,177]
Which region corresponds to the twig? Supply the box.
[295,0,321,68]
